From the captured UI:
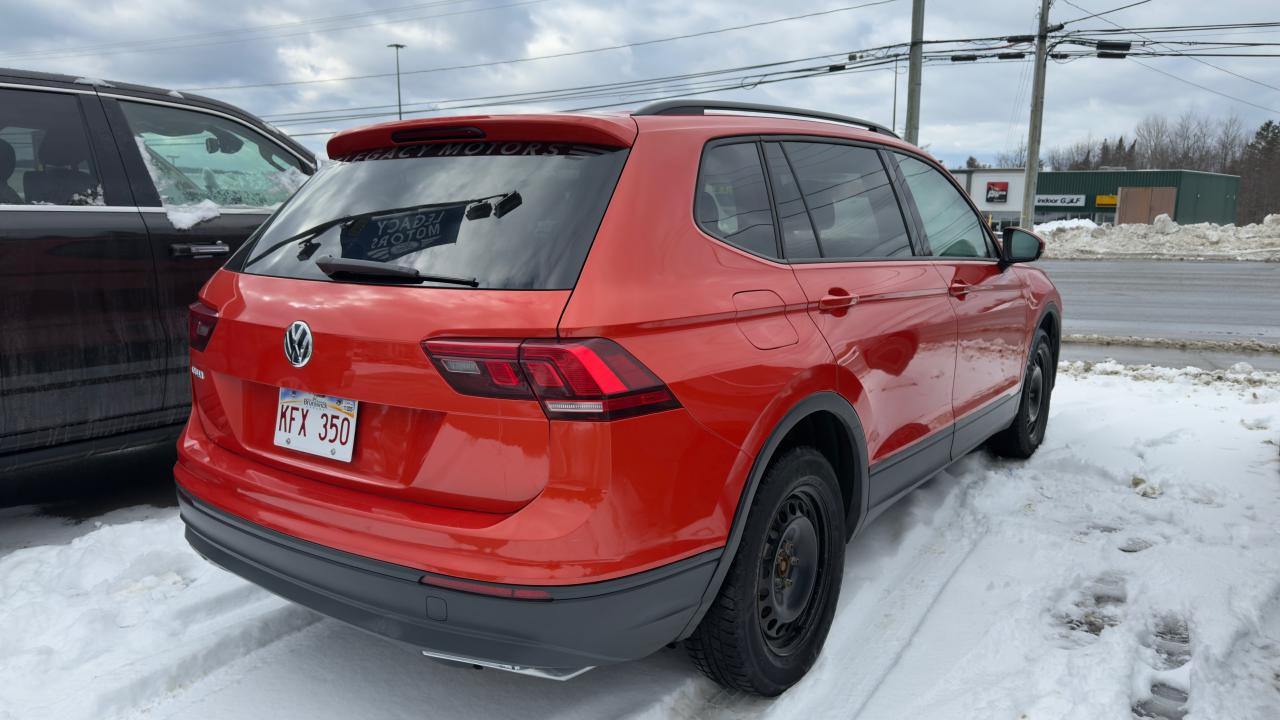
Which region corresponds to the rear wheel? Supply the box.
[685,447,845,696]
[989,328,1054,458]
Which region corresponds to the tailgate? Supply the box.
[190,271,567,514]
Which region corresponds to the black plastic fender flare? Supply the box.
[676,391,869,640]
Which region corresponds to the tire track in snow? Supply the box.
[94,602,320,719]
[653,470,986,720]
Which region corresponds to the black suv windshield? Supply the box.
[237,142,628,289]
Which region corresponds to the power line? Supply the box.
[261,48,890,122]
[187,0,903,92]
[1062,1,1280,96]
[1059,0,1152,26]
[275,52,909,127]
[285,60,908,138]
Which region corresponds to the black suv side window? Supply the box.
[895,153,994,259]
[119,101,307,208]
[782,141,912,260]
[0,88,102,206]
[695,142,779,258]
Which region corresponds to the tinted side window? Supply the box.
[782,141,911,260]
[762,143,821,260]
[896,154,992,259]
[695,143,778,258]
[0,88,101,206]
[120,101,307,208]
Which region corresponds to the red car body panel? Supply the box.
[177,111,1062,594]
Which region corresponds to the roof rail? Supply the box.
[633,99,899,139]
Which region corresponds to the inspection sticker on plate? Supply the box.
[273,388,359,462]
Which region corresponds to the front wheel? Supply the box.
[685,447,845,696]
[989,328,1054,458]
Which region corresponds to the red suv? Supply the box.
[176,100,1061,696]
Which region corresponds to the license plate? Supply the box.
[273,388,359,462]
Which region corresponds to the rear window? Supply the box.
[238,142,628,290]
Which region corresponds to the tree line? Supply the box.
[967,112,1279,224]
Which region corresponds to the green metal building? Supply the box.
[1034,170,1239,225]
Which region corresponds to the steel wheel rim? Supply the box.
[1027,359,1045,430]
[756,486,827,656]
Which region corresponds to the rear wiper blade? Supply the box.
[245,199,473,269]
[314,255,479,287]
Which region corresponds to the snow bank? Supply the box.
[2,363,1278,719]
[1035,218,1099,233]
[1037,213,1280,261]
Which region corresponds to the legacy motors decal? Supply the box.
[338,141,608,162]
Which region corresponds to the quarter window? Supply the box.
[896,154,993,259]
[0,88,102,206]
[782,141,912,260]
[120,101,307,208]
[695,143,778,258]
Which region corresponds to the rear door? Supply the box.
[101,97,312,422]
[0,84,168,457]
[891,153,1030,455]
[769,139,958,507]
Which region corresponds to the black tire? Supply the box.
[988,328,1054,459]
[685,447,845,696]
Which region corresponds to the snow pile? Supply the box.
[164,199,222,230]
[1037,213,1280,261]
[2,364,1279,719]
[1035,218,1098,233]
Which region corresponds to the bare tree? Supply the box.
[994,140,1027,168]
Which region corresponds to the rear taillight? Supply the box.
[423,338,680,421]
[188,301,219,352]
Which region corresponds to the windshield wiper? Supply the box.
[243,192,519,270]
[314,255,479,287]
[244,199,470,269]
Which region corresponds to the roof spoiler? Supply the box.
[327,115,638,157]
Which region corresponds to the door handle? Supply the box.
[171,242,231,258]
[817,293,857,311]
[948,280,972,298]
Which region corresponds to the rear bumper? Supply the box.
[177,487,719,670]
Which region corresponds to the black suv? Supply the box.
[0,69,315,476]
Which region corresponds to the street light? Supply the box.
[387,43,406,120]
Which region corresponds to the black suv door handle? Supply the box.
[171,242,230,258]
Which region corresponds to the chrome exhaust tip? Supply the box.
[421,649,594,681]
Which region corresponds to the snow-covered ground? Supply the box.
[2,363,1278,720]
[1036,214,1280,261]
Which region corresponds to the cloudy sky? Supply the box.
[2,0,1276,165]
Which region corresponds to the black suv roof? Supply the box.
[0,67,314,165]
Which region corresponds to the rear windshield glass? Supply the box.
[237,142,628,290]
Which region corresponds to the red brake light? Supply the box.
[422,338,680,421]
[188,301,219,352]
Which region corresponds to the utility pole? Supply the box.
[1020,0,1052,227]
[387,43,406,120]
[903,0,925,144]
[891,58,899,135]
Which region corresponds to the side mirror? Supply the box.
[1000,227,1045,266]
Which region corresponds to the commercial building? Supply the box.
[949,168,1240,227]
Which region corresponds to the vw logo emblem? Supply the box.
[284,321,313,368]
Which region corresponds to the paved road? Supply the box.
[1038,259,1280,344]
